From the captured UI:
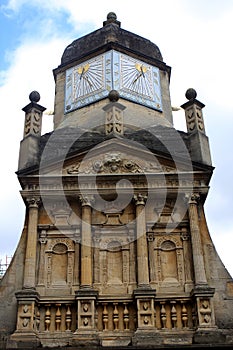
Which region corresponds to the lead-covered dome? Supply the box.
[61,13,163,67]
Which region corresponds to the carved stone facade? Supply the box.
[1,13,233,350]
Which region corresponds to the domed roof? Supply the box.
[61,13,163,67]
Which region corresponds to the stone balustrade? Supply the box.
[34,297,195,334]
[36,302,75,333]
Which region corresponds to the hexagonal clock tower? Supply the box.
[1,12,233,349]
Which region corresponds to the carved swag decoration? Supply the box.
[67,152,175,175]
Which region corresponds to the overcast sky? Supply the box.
[0,0,233,275]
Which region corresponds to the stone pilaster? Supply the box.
[79,195,94,288]
[73,230,81,287]
[187,194,221,341]
[181,229,194,291]
[38,230,47,286]
[187,193,207,286]
[133,194,156,339]
[134,194,150,288]
[23,197,40,289]
[147,232,156,283]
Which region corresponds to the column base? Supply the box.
[72,330,99,347]
[133,285,156,295]
[39,331,71,348]
[99,330,132,347]
[10,331,40,348]
[75,288,98,299]
[193,328,226,344]
[192,284,215,296]
[132,329,193,347]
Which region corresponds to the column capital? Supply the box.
[181,231,190,241]
[79,195,95,207]
[184,193,200,205]
[39,236,47,244]
[26,197,40,208]
[189,193,200,205]
[147,232,155,242]
[134,193,147,206]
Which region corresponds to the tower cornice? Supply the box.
[53,42,171,80]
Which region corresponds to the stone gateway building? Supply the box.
[0,12,233,349]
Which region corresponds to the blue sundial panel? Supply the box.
[64,50,162,113]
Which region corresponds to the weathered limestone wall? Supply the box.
[0,224,27,345]
[199,206,233,329]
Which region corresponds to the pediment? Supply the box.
[39,137,191,176]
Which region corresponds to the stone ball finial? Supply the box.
[107,12,117,21]
[185,88,197,101]
[103,12,120,27]
[108,89,120,102]
[29,91,40,103]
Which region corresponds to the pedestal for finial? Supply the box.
[18,91,46,170]
[181,89,212,165]
[103,95,125,136]
[103,12,121,27]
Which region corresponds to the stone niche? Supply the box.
[37,235,75,294]
[93,225,135,294]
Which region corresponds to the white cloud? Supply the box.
[0,38,68,255]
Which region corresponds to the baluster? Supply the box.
[123,303,129,330]
[35,306,40,332]
[45,304,51,331]
[170,301,177,328]
[65,304,72,331]
[102,303,108,331]
[192,304,197,328]
[113,303,119,331]
[160,302,167,329]
[154,302,157,329]
[181,301,188,328]
[55,304,61,331]
[133,310,137,330]
[94,303,98,329]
